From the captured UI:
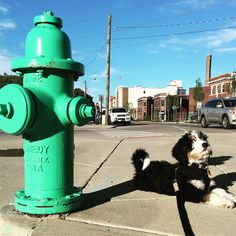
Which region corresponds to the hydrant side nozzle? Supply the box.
[68,97,94,126]
[0,84,35,135]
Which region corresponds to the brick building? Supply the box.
[207,73,232,98]
[137,93,189,122]
[137,96,153,120]
[153,93,166,121]
[189,54,235,114]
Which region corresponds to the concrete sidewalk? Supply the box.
[0,128,236,236]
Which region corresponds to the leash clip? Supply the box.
[173,167,179,192]
[173,180,179,192]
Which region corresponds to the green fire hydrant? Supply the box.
[0,11,94,214]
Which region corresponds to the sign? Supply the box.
[196,102,202,110]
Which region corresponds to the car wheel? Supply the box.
[200,116,208,128]
[222,116,231,129]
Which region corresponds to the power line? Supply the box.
[115,16,236,30]
[113,25,236,40]
[69,14,236,41]
[65,0,158,26]
[85,41,107,67]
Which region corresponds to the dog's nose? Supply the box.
[202,142,208,149]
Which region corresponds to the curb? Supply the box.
[0,205,41,236]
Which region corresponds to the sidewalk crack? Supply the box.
[82,138,125,189]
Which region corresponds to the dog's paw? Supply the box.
[206,188,236,209]
[220,200,235,209]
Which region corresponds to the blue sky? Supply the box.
[1,0,236,102]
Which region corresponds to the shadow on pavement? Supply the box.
[81,179,136,211]
[0,148,23,157]
[209,155,236,191]
[213,172,236,190]
[209,155,232,165]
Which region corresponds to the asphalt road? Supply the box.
[76,121,236,140]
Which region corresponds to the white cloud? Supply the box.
[88,67,118,80]
[160,28,236,49]
[176,0,218,9]
[98,52,106,59]
[0,19,16,30]
[0,54,13,74]
[115,0,130,9]
[214,47,236,52]
[149,49,160,54]
[0,4,8,13]
[206,29,236,47]
[88,69,106,80]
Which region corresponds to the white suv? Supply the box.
[110,107,131,125]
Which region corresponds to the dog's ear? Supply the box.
[172,132,192,165]
[198,130,208,141]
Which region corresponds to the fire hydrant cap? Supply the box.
[0,84,34,135]
[11,10,84,80]
[34,11,62,28]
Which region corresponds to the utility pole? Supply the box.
[84,80,87,98]
[105,14,111,125]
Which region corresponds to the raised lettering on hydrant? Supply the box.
[0,11,94,214]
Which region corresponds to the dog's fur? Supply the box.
[132,130,236,208]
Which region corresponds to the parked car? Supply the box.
[110,107,131,125]
[200,98,236,128]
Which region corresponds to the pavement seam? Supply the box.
[65,218,179,236]
[82,138,125,189]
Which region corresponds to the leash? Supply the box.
[173,168,195,236]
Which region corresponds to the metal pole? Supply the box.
[105,14,111,125]
[84,80,87,98]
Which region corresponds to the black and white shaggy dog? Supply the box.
[132,130,236,208]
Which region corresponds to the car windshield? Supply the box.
[112,108,127,113]
[224,99,236,107]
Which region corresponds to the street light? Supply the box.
[82,77,96,98]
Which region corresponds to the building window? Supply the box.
[210,86,214,95]
[161,99,165,106]
[216,85,219,95]
[144,102,146,106]
[221,83,225,93]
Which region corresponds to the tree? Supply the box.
[0,74,23,88]
[172,96,180,121]
[193,78,205,121]
[193,78,204,104]
[166,95,172,121]
[229,74,236,98]
[74,88,94,106]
